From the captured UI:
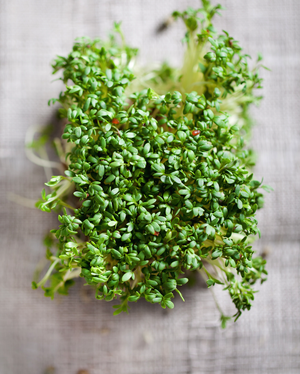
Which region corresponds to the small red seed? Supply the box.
[112,118,119,125]
[154,231,159,236]
[192,130,200,136]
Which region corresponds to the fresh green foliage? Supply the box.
[33,0,269,326]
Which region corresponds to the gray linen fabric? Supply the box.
[1,1,299,373]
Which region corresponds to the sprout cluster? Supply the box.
[33,1,268,323]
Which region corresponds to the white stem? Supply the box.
[7,192,37,209]
[25,125,63,172]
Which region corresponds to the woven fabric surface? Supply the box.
[0,1,299,373]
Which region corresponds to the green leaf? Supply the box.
[45,176,62,187]
[121,232,131,241]
[97,109,113,119]
[104,174,115,183]
[206,225,215,237]
[171,175,182,184]
[122,272,132,282]
[165,300,174,309]
[110,161,123,168]
[83,98,91,112]
[237,199,243,209]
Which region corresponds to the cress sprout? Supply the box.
[32,0,269,326]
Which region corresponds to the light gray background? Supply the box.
[1,1,299,373]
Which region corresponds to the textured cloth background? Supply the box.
[1,1,299,373]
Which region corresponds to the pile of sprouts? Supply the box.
[31,1,269,326]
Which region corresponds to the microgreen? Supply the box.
[33,0,269,327]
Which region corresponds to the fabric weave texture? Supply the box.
[0,1,299,373]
